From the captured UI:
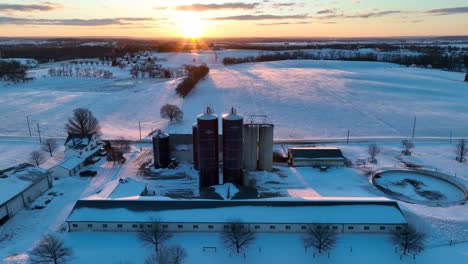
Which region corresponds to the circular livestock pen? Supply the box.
[371,168,467,207]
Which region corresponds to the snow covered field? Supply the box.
[1,53,468,263]
[1,55,467,140]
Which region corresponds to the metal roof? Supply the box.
[289,147,345,160]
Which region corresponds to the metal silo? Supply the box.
[192,123,198,170]
[222,107,243,185]
[197,107,219,188]
[258,124,274,171]
[243,123,258,171]
[152,130,170,168]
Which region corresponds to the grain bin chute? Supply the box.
[192,123,198,171]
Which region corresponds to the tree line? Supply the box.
[223,50,468,72]
[175,64,210,98]
[0,60,32,83]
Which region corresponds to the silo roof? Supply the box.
[197,113,218,120]
[222,113,243,121]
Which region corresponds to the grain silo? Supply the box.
[222,107,244,185]
[258,124,274,171]
[243,123,258,171]
[152,130,170,168]
[197,107,219,188]
[192,123,198,170]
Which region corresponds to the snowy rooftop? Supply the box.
[67,199,407,224]
[57,156,85,170]
[289,147,345,160]
[0,163,50,205]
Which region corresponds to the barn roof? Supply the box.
[289,147,345,160]
[67,198,407,225]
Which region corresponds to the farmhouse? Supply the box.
[288,147,346,167]
[66,198,407,234]
[0,164,53,225]
[51,134,102,177]
[64,133,100,158]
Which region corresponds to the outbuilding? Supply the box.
[0,164,53,225]
[288,147,346,167]
[66,198,407,234]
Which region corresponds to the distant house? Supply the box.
[51,134,102,177]
[288,147,346,167]
[0,164,53,225]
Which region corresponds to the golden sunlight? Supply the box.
[178,13,205,38]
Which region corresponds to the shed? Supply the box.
[51,156,85,177]
[288,147,345,167]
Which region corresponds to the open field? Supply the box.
[1,56,467,140]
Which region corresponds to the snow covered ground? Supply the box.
[1,55,467,140]
[1,54,467,263]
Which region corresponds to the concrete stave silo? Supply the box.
[152,130,171,168]
[197,107,219,188]
[258,124,274,171]
[243,123,258,171]
[222,107,243,185]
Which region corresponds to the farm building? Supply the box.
[64,133,101,158]
[51,133,103,177]
[50,156,85,177]
[66,198,407,233]
[0,164,53,225]
[288,147,346,167]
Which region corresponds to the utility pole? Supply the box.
[26,115,32,137]
[36,123,42,143]
[411,116,417,139]
[449,130,452,144]
[346,129,350,144]
[139,121,142,141]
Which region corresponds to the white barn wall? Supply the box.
[67,221,406,234]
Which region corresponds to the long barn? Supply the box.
[66,198,407,234]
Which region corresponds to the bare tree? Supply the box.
[42,138,58,157]
[303,226,338,254]
[368,143,381,163]
[390,226,426,255]
[401,140,414,156]
[221,220,256,254]
[455,139,467,162]
[29,150,46,167]
[169,245,187,264]
[65,108,101,136]
[145,245,186,264]
[30,234,73,264]
[160,104,183,123]
[138,219,173,252]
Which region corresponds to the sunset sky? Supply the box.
[0,0,467,38]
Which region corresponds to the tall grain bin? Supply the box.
[243,123,258,171]
[222,107,244,185]
[197,107,219,188]
[192,123,198,170]
[152,131,170,168]
[258,124,274,171]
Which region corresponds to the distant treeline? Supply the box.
[0,60,31,83]
[0,41,210,63]
[176,64,210,98]
[223,50,468,72]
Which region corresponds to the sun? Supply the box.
[178,13,205,38]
